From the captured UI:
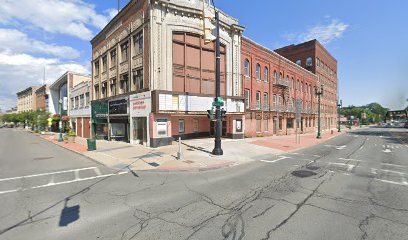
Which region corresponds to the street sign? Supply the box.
[62,97,68,111]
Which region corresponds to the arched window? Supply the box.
[279,73,283,82]
[273,71,277,83]
[286,75,289,85]
[264,67,268,82]
[256,64,261,80]
[306,57,313,67]
[244,59,250,77]
[296,59,301,65]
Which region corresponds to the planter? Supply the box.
[68,136,76,143]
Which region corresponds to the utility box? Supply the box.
[87,139,96,151]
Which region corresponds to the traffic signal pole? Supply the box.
[212,10,223,155]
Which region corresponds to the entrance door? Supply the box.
[210,120,227,137]
[273,117,277,134]
[133,117,147,145]
[301,118,304,132]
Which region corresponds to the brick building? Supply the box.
[242,37,318,137]
[70,80,92,138]
[35,85,50,112]
[91,0,245,147]
[275,40,338,131]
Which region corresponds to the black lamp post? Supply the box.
[315,84,324,139]
[337,99,342,132]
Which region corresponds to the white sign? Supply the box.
[130,92,151,117]
[156,119,167,137]
[62,97,68,111]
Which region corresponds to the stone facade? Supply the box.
[17,86,39,113]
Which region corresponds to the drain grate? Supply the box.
[34,157,54,160]
[291,170,317,178]
[147,162,160,167]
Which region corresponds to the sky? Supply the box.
[0,0,407,112]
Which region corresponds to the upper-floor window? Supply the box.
[316,58,320,67]
[256,91,261,108]
[306,57,313,67]
[264,67,268,82]
[102,55,107,72]
[273,70,277,83]
[245,89,250,109]
[79,94,84,107]
[133,69,144,91]
[256,64,261,80]
[244,59,250,77]
[263,92,268,106]
[110,49,117,68]
[85,92,90,105]
[296,59,301,65]
[94,61,100,75]
[74,96,79,108]
[279,73,283,82]
[133,31,143,55]
[121,41,129,62]
[286,75,289,85]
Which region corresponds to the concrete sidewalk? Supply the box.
[37,127,354,172]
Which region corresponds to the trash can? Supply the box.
[87,139,96,151]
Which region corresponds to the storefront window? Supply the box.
[179,119,185,133]
[111,123,125,137]
[95,124,108,140]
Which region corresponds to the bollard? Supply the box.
[177,136,184,160]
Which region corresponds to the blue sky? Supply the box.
[0,0,407,111]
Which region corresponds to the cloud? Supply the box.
[0,28,80,59]
[285,19,349,44]
[0,0,115,40]
[0,51,90,111]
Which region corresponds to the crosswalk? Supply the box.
[0,167,128,196]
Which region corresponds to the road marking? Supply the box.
[0,189,20,195]
[379,169,406,175]
[0,167,98,182]
[339,157,364,162]
[383,163,406,168]
[94,167,102,176]
[260,156,291,163]
[382,149,392,153]
[324,145,347,150]
[359,145,364,150]
[74,170,80,180]
[285,153,321,158]
[375,179,408,186]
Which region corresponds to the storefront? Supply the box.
[91,100,108,140]
[129,92,150,146]
[109,97,130,142]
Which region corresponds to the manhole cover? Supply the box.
[291,170,317,178]
[148,162,160,167]
[306,166,320,170]
[34,157,54,160]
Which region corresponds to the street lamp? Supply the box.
[315,84,324,139]
[337,99,342,132]
[58,98,63,142]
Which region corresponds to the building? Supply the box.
[35,85,51,112]
[49,72,91,131]
[91,0,245,147]
[385,110,408,123]
[16,86,39,113]
[70,80,92,138]
[242,37,318,137]
[275,40,338,131]
[5,107,18,114]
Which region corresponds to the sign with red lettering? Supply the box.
[130,92,151,117]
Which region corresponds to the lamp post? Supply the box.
[58,98,63,142]
[337,99,342,132]
[315,84,324,139]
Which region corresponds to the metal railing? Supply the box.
[275,78,289,87]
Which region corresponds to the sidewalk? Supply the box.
[38,128,353,172]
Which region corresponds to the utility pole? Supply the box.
[337,98,342,132]
[58,99,63,142]
[118,0,120,13]
[315,84,324,139]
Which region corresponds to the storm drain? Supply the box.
[148,162,160,167]
[33,157,54,160]
[291,170,317,178]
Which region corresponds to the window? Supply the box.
[273,71,277,83]
[296,59,301,65]
[179,119,185,133]
[193,119,199,133]
[102,55,107,72]
[110,49,116,67]
[263,92,268,110]
[110,79,116,96]
[133,31,143,55]
[279,73,283,82]
[85,92,90,106]
[94,85,99,100]
[121,41,129,62]
[256,91,261,109]
[244,89,250,109]
[120,74,129,93]
[79,94,84,107]
[133,69,143,91]
[70,98,74,110]
[94,61,99,75]
[256,119,261,133]
[256,64,261,80]
[287,118,294,128]
[273,95,277,110]
[264,67,268,82]
[244,59,250,77]
[306,57,313,67]
[102,82,107,98]
[264,118,268,132]
[286,75,289,85]
[74,96,79,108]
[316,58,320,67]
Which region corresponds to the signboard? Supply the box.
[156,119,167,137]
[109,98,128,115]
[236,119,242,132]
[130,92,151,117]
[62,97,68,111]
[91,100,108,124]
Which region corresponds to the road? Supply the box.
[0,127,407,240]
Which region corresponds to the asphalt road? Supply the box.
[0,127,407,240]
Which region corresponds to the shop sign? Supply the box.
[130,92,151,116]
[109,98,128,115]
[91,101,108,123]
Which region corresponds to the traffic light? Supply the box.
[221,109,227,121]
[207,109,215,120]
[203,8,216,44]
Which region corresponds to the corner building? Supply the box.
[241,37,318,137]
[275,40,338,131]
[91,0,245,147]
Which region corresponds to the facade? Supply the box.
[35,85,51,112]
[70,80,92,138]
[5,107,18,114]
[385,110,408,123]
[275,40,338,131]
[91,0,245,147]
[16,86,39,113]
[242,37,318,137]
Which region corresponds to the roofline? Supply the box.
[16,86,40,96]
[275,39,337,63]
[242,36,318,79]
[49,71,91,89]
